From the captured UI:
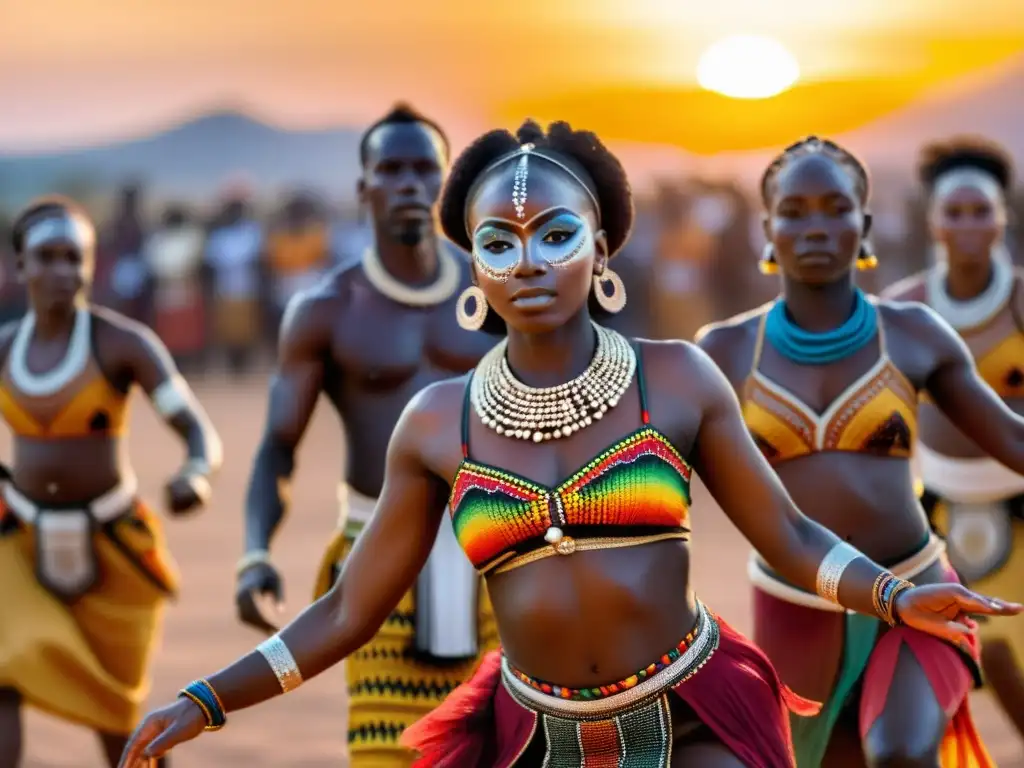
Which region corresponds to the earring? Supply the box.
[456,286,488,331]
[592,268,627,314]
[856,243,878,271]
[759,244,779,275]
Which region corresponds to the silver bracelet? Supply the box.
[257,635,304,693]
[815,542,862,604]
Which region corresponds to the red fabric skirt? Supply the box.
[753,556,993,767]
[401,613,817,768]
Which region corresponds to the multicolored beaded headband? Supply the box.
[464,142,602,233]
[22,212,97,254]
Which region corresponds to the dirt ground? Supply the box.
[13,374,1024,766]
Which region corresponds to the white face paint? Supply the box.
[472,207,593,282]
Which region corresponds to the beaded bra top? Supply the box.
[741,311,917,466]
[449,345,693,575]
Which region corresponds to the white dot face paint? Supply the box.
[472,209,593,282]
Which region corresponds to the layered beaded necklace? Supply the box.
[471,322,636,442]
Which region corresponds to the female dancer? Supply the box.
[117,122,1016,768]
[0,196,222,767]
[882,137,1024,741]
[696,136,1024,766]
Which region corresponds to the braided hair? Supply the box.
[760,136,871,206]
[917,135,1013,194]
[441,119,634,335]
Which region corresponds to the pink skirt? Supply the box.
[401,607,817,767]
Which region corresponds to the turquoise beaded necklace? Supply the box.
[765,288,877,366]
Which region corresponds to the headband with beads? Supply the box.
[464,142,602,234]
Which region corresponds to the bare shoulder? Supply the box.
[693,303,770,383]
[634,337,732,401]
[876,298,963,364]
[391,375,469,458]
[694,304,768,353]
[89,304,161,350]
[878,271,928,302]
[875,296,943,333]
[405,375,468,425]
[277,264,360,352]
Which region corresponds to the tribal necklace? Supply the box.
[471,322,636,442]
[361,246,461,307]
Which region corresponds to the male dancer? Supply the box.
[234,103,498,767]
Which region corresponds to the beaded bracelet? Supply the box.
[178,679,227,731]
[871,572,913,627]
[883,580,914,627]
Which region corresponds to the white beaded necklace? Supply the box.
[926,243,1014,330]
[471,323,636,443]
[361,246,460,307]
[9,308,91,397]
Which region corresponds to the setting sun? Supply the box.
[697,34,801,99]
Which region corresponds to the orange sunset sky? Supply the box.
[2,0,1024,155]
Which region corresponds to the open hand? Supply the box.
[894,583,1022,653]
[118,698,206,767]
[235,560,284,634]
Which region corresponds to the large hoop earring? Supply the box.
[758,244,779,275]
[592,269,627,314]
[456,286,488,331]
[856,243,878,271]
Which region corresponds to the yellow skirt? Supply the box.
[930,498,1024,666]
[0,500,178,735]
[315,529,499,768]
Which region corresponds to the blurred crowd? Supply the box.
[1,172,1023,376]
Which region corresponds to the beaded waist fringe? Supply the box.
[501,601,719,721]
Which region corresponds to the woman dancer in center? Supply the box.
[697,136,1024,766]
[117,122,1018,768]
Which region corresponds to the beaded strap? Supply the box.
[178,679,226,731]
[815,542,862,604]
[509,609,703,701]
[257,635,304,693]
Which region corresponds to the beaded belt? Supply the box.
[500,602,719,766]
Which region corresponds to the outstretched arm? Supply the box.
[123,323,222,508]
[687,339,1015,634]
[118,388,451,765]
[913,305,1024,473]
[243,295,327,555]
[688,342,885,616]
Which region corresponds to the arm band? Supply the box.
[815,542,862,604]
[151,375,192,418]
[256,635,304,693]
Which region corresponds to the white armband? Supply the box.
[257,635,304,693]
[151,375,192,418]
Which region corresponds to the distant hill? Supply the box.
[2,55,1023,213]
[0,110,362,210]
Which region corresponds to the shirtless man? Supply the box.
[233,103,498,766]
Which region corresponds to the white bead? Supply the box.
[544,527,564,544]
